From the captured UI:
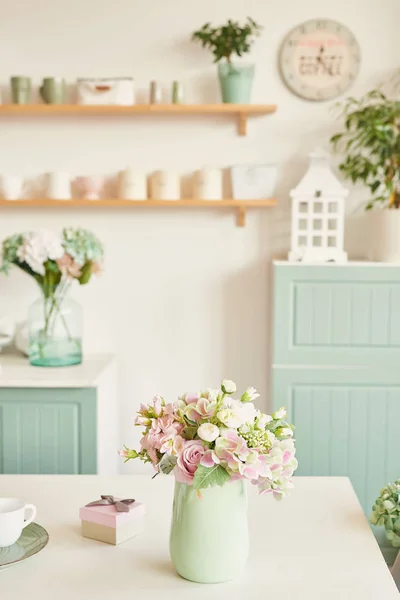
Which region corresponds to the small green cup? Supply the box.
[39,77,67,104]
[11,76,32,104]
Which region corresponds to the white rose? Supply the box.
[197,423,220,443]
[221,379,236,394]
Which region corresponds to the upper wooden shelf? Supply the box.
[0,103,277,135]
[0,198,277,227]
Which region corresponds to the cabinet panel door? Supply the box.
[0,388,97,474]
[272,367,400,564]
[273,264,400,366]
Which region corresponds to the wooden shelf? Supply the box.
[0,198,277,227]
[0,103,277,135]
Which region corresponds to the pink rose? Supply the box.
[175,440,206,484]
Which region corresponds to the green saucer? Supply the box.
[0,523,49,569]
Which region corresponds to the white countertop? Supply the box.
[0,354,115,387]
[0,475,398,599]
[273,260,400,267]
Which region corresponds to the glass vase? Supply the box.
[169,480,249,583]
[218,62,255,103]
[28,286,83,367]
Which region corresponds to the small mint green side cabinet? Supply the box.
[0,388,97,474]
[272,262,400,564]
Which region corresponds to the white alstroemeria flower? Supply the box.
[272,406,287,420]
[256,412,273,430]
[221,379,236,394]
[197,423,220,443]
[217,398,246,428]
[240,402,258,424]
[241,386,260,403]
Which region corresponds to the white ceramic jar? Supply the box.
[119,169,147,200]
[1,175,23,200]
[194,167,223,200]
[151,171,180,200]
[46,171,71,200]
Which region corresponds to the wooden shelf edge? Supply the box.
[0,198,277,227]
[0,103,277,116]
[0,198,277,208]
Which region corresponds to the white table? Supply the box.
[0,476,398,599]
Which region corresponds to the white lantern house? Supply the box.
[289,151,348,263]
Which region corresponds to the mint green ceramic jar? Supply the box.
[170,480,249,583]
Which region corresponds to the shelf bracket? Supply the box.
[236,206,246,227]
[238,112,247,136]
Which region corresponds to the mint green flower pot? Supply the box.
[169,480,249,583]
[218,63,255,104]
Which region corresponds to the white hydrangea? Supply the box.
[17,230,64,275]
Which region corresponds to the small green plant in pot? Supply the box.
[370,480,400,589]
[331,89,400,261]
[192,17,262,104]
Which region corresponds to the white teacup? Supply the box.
[0,498,36,547]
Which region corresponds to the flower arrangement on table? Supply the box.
[370,480,400,548]
[0,228,103,366]
[120,379,298,497]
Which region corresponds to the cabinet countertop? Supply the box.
[0,475,398,599]
[0,353,116,387]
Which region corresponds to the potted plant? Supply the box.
[370,480,400,590]
[0,227,103,367]
[192,17,262,103]
[331,90,400,261]
[120,379,298,583]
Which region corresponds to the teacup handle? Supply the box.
[23,504,36,529]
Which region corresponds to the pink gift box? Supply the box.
[79,498,145,545]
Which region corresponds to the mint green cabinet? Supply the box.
[0,388,97,474]
[272,263,400,564]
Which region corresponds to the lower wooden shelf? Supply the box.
[0,198,277,227]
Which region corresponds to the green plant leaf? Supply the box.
[157,453,177,475]
[182,425,197,440]
[192,464,230,490]
[78,261,92,285]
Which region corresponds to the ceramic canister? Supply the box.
[194,167,223,200]
[119,169,147,200]
[46,172,71,200]
[151,171,180,200]
[1,175,24,200]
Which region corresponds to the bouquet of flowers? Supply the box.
[120,379,298,498]
[370,480,400,547]
[0,227,103,292]
[0,228,103,363]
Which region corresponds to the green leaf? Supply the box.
[182,425,197,440]
[192,464,230,490]
[78,261,92,285]
[157,453,177,475]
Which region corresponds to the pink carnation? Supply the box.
[175,440,206,484]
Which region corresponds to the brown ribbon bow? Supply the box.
[85,495,135,513]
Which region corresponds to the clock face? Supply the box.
[279,19,361,101]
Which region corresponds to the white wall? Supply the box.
[0,0,398,471]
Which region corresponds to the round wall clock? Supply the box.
[279,19,361,101]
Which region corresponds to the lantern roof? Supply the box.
[291,149,349,198]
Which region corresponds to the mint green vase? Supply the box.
[218,63,254,103]
[169,480,249,583]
